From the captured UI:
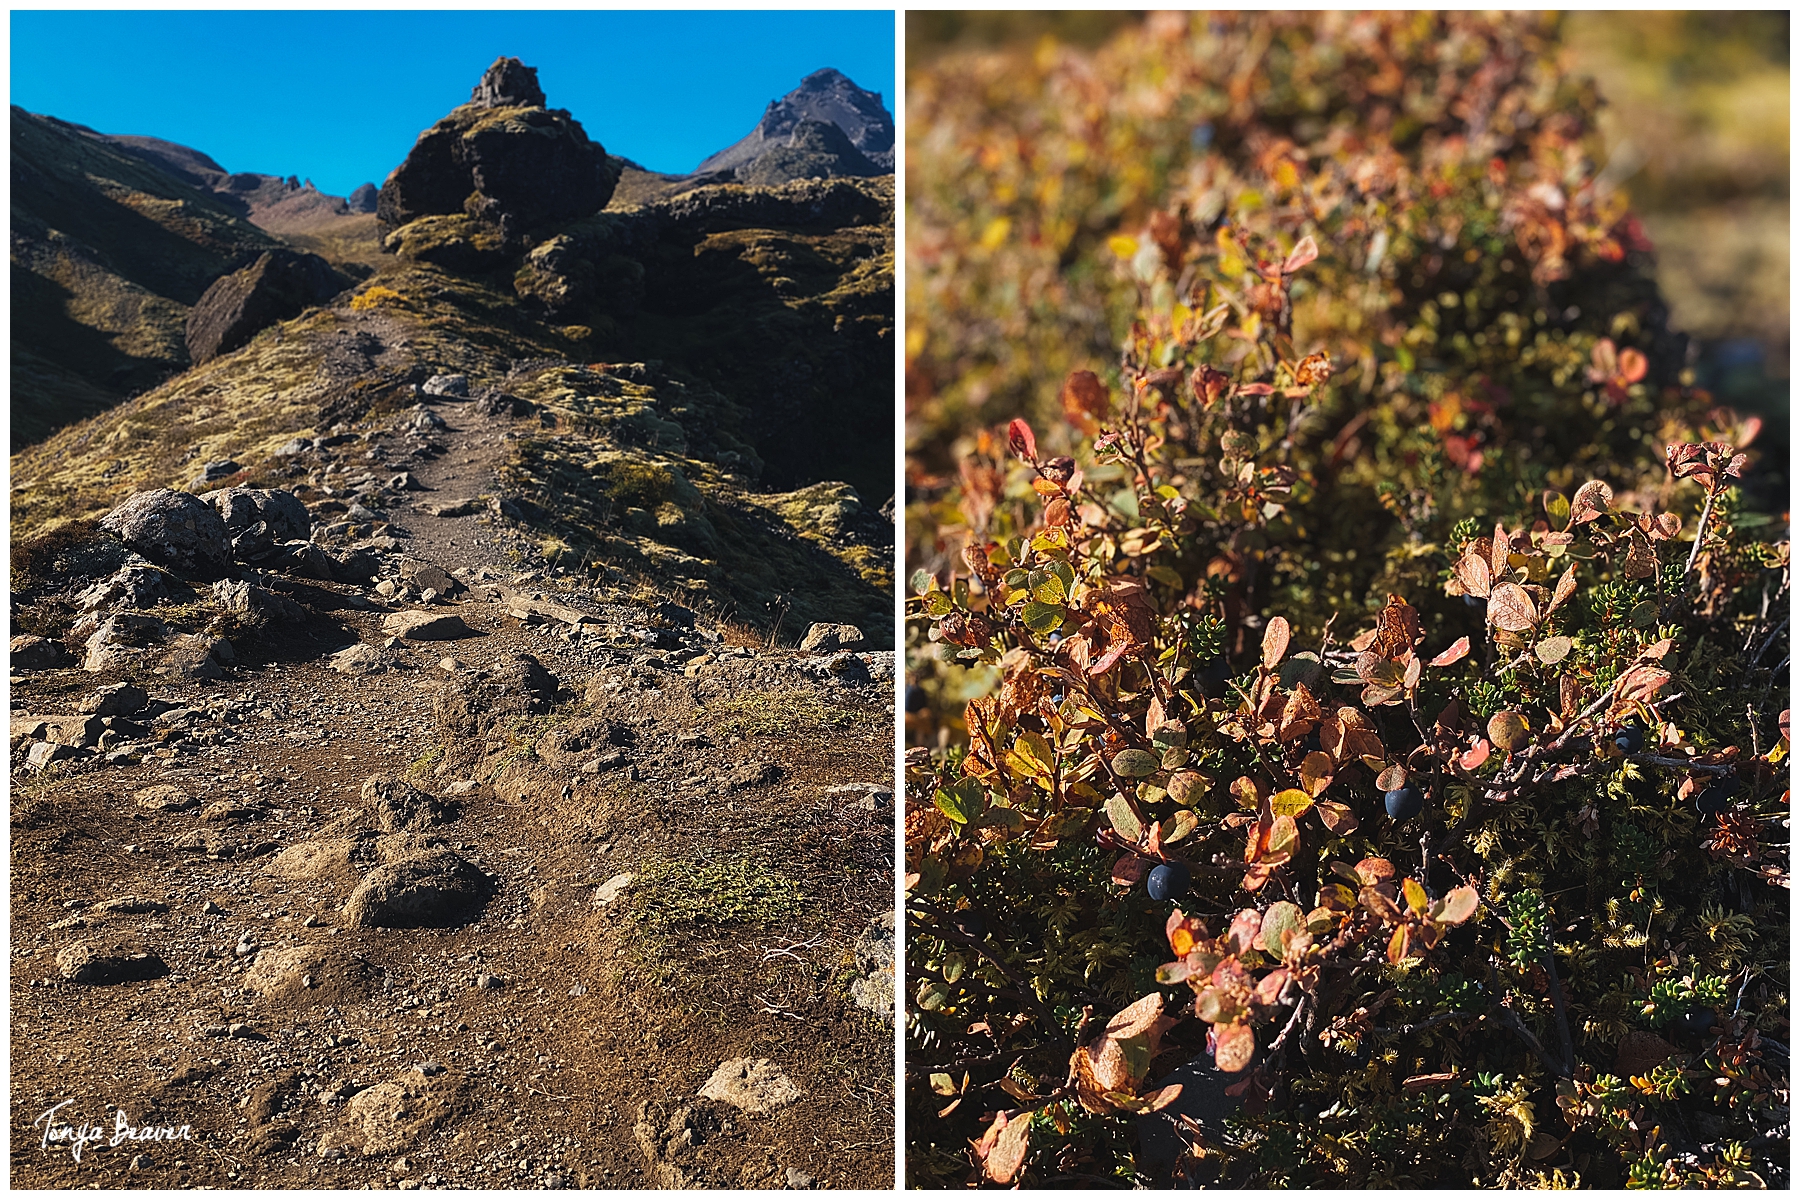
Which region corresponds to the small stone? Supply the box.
[382,610,475,641]
[27,741,78,768]
[475,973,505,990]
[786,1167,817,1189]
[135,784,198,812]
[422,374,470,398]
[698,1058,800,1115]
[329,643,389,675]
[592,872,634,908]
[848,911,895,1019]
[798,623,864,654]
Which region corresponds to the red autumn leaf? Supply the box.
[1111,854,1149,887]
[1282,235,1320,275]
[1007,418,1039,464]
[1570,479,1613,524]
[1459,739,1492,771]
[1429,637,1471,668]
[982,1110,1032,1183]
[1616,665,1672,704]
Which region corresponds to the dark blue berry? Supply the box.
[1675,1007,1715,1039]
[1695,776,1738,815]
[1146,862,1191,902]
[1385,786,1423,821]
[1199,656,1231,699]
[1463,594,1484,608]
[904,684,928,713]
[1615,723,1645,753]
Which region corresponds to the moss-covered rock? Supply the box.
[376,59,619,256]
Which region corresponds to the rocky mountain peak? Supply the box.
[695,68,894,178]
[376,56,616,263]
[470,55,546,110]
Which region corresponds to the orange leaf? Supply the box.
[1429,637,1471,668]
[1547,565,1578,616]
[1387,923,1412,965]
[1487,583,1539,632]
[1616,665,1672,704]
[983,1110,1033,1183]
[1214,1022,1256,1073]
[1436,885,1480,925]
[1262,616,1291,670]
[1316,800,1358,835]
[1299,751,1335,797]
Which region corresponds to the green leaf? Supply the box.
[1270,788,1315,819]
[934,780,987,825]
[923,590,953,617]
[1164,810,1200,844]
[943,952,966,983]
[929,1072,958,1096]
[1259,901,1304,953]
[1111,749,1160,778]
[1535,635,1573,665]
[1146,565,1184,590]
[1031,573,1068,605]
[1021,600,1066,634]
[1008,731,1056,781]
[910,569,935,596]
[1105,794,1143,841]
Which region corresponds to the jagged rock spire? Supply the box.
[471,56,546,109]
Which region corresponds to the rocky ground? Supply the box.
[9,383,896,1189]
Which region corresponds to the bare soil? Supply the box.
[9,393,895,1189]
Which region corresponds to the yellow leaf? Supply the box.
[1107,234,1140,260]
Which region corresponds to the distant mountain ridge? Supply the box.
[697,67,894,176]
[77,125,379,232]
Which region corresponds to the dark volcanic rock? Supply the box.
[98,489,231,577]
[342,850,492,929]
[200,486,311,542]
[185,249,349,364]
[361,776,455,832]
[697,68,894,177]
[346,182,379,213]
[377,57,618,257]
[470,55,546,109]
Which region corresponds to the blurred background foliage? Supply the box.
[906,10,1788,473]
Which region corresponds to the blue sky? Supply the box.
[11,10,895,194]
